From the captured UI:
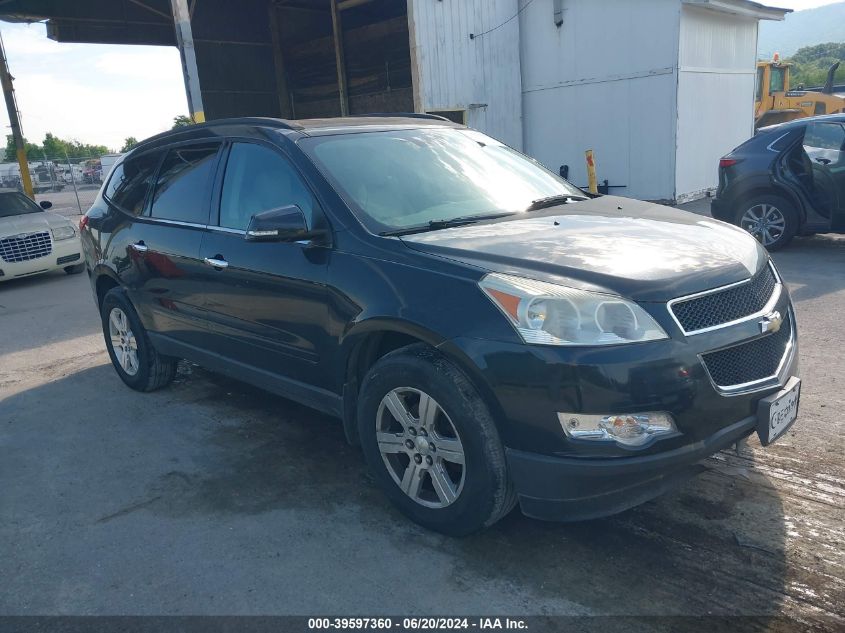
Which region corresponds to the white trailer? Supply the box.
[0,161,65,193]
[408,0,789,203]
[99,154,123,178]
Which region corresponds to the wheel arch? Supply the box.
[92,266,122,309]
[734,185,807,224]
[339,319,505,448]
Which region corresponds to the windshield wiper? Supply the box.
[525,194,589,212]
[379,212,516,237]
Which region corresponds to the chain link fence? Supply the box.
[0,153,121,221]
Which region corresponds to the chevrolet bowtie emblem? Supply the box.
[760,311,783,335]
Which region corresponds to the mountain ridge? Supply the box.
[758,2,845,59]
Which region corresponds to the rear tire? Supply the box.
[357,344,516,536]
[64,263,85,275]
[101,288,176,392]
[734,195,798,251]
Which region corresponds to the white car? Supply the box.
[0,189,83,282]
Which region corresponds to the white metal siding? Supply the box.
[676,5,758,201]
[519,0,681,201]
[407,0,524,149]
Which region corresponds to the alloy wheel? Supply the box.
[108,307,139,376]
[740,203,787,247]
[376,387,466,508]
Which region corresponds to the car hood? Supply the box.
[0,211,73,237]
[399,196,768,302]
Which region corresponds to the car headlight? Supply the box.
[51,225,76,241]
[478,273,668,346]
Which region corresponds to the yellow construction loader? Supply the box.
[755,57,845,130]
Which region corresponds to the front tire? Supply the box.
[735,195,798,251]
[64,263,85,275]
[357,344,516,536]
[100,288,176,392]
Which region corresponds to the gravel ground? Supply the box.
[0,223,842,629]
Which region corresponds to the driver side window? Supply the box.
[218,143,316,231]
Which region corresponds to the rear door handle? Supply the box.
[203,256,229,270]
[130,241,148,253]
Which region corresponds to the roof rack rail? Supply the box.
[348,112,454,122]
[130,117,300,151]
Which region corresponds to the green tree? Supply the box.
[64,138,110,159]
[4,135,40,163]
[120,137,139,152]
[4,133,112,163]
[36,133,110,160]
[172,115,193,129]
[787,42,845,88]
[41,132,65,159]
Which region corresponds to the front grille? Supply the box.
[0,231,52,263]
[702,313,792,388]
[671,264,778,333]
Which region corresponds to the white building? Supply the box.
[409,0,789,203]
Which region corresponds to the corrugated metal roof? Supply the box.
[682,0,792,21]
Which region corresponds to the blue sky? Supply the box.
[0,0,841,151]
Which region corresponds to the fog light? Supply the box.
[558,411,677,447]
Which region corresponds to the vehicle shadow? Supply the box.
[0,362,797,626]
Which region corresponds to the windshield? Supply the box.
[770,67,786,94]
[0,192,42,218]
[299,128,584,233]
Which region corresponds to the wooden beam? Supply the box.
[276,3,330,13]
[338,0,376,11]
[127,0,173,21]
[330,0,349,116]
[269,3,292,119]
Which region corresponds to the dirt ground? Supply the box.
[0,229,842,630]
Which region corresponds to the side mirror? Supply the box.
[39,200,53,210]
[245,205,323,243]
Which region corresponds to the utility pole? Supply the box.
[170,0,205,124]
[0,29,34,199]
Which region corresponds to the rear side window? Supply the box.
[104,151,161,215]
[803,122,845,168]
[218,142,317,231]
[150,144,219,224]
[803,122,845,151]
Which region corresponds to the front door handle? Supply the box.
[130,241,148,253]
[203,256,229,270]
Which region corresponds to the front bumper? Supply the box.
[507,416,755,521]
[0,238,82,281]
[443,282,798,521]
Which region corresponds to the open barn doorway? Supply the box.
[274,0,414,118]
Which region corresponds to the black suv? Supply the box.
[712,113,845,250]
[81,116,800,535]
